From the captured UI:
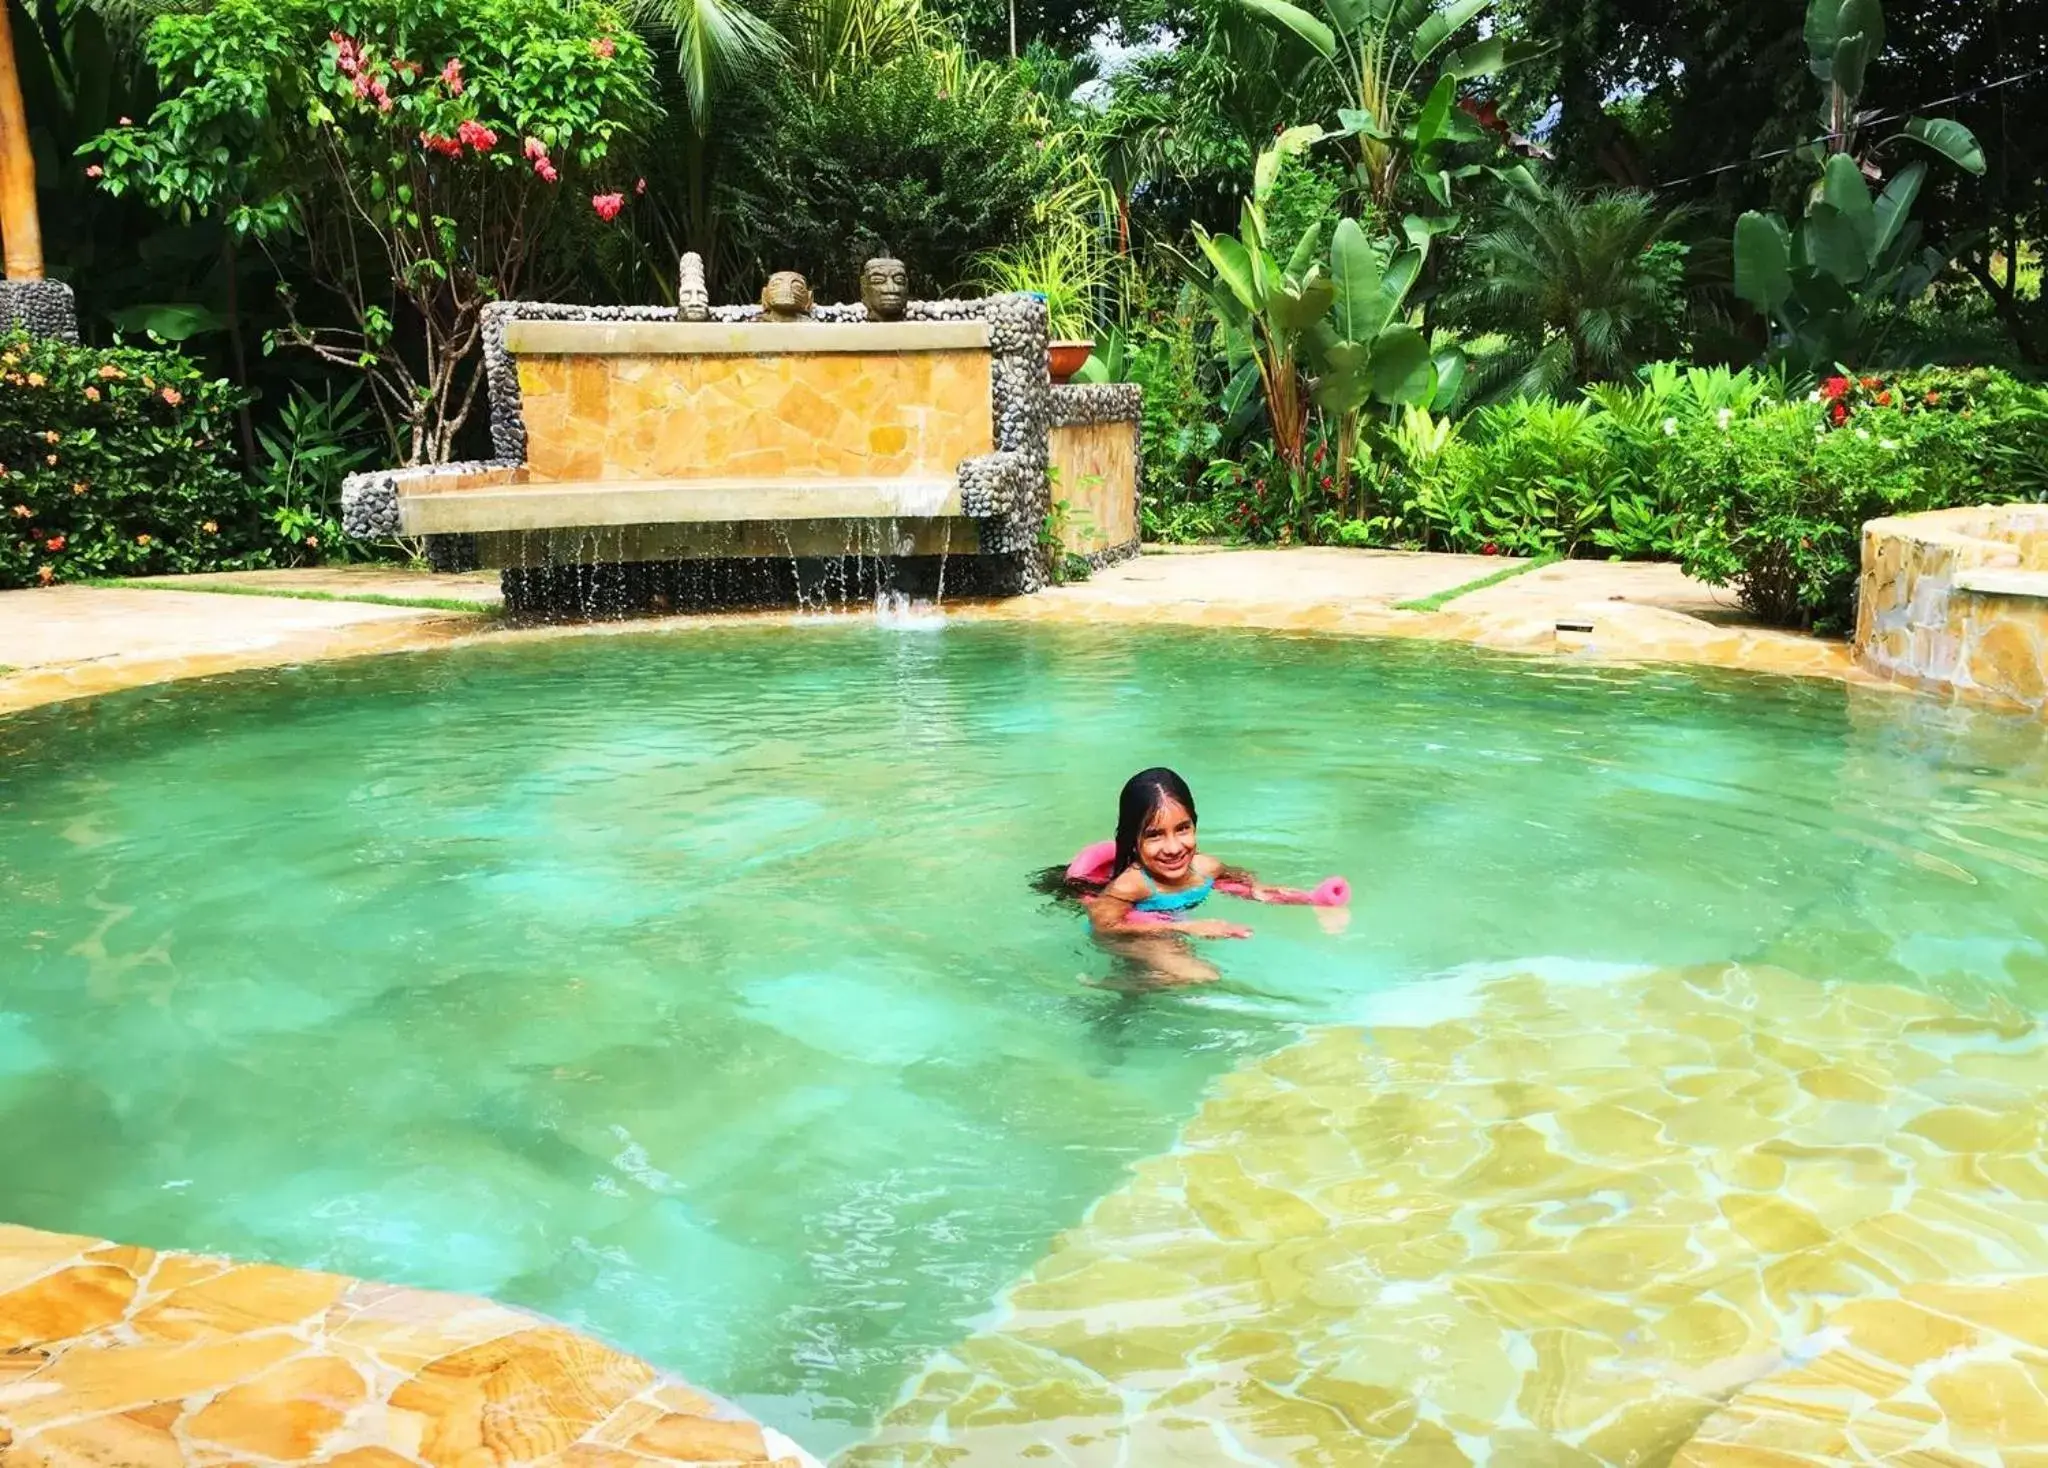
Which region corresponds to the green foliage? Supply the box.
[1731,0,1985,372]
[84,0,657,462]
[0,332,261,590]
[254,382,381,564]
[1446,180,1691,401]
[974,228,1111,339]
[721,47,1064,301]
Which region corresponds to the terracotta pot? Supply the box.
[1047,340,1094,384]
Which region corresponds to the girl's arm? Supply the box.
[1203,856,1273,901]
[1089,872,1250,939]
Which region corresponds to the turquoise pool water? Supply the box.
[3,624,2047,1451]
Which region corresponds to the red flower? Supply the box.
[1319,474,1332,490]
[456,119,497,151]
[1876,390,1891,406]
[441,58,465,95]
[161,386,183,406]
[592,35,616,58]
[591,192,624,221]
[1482,541,1499,555]
[420,132,463,157]
[1829,401,1848,426]
[1924,391,1941,406]
[1821,376,1850,402]
[534,158,559,184]
[43,534,64,552]
[1860,375,1880,390]
[524,136,548,160]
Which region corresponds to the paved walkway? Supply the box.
[1,550,1869,717]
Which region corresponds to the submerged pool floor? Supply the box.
[2,625,2046,1459]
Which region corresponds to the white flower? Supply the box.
[1716,407,1733,430]
[1661,417,1678,436]
[1880,438,1899,450]
[1854,427,1870,440]
[1808,390,1822,403]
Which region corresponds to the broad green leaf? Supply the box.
[1382,246,1425,310]
[1287,218,1326,282]
[1830,31,1874,98]
[1901,116,1986,175]
[1253,124,1326,203]
[1325,0,1372,32]
[1370,325,1434,404]
[1411,74,1458,153]
[1443,35,1505,78]
[107,302,227,341]
[1430,345,1468,410]
[1804,202,1868,284]
[1330,217,1385,341]
[1411,0,1492,63]
[1402,213,1458,247]
[1272,273,1336,331]
[1238,0,1337,58]
[1819,151,1875,259]
[1335,106,1389,139]
[1872,160,1925,257]
[1489,162,1544,197]
[1194,227,1260,314]
[1733,211,1794,311]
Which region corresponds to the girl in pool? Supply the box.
[1086,767,1259,942]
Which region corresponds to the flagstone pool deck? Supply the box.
[0,548,1879,718]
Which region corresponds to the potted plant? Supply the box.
[972,233,1103,382]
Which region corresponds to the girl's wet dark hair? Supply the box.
[1028,766,1199,901]
[1114,767,1197,877]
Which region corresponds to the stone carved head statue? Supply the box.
[677,252,710,322]
[759,271,814,321]
[860,255,910,321]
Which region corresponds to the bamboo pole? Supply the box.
[0,0,44,280]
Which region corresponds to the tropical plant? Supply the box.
[1177,128,1337,478]
[1237,0,1545,217]
[1446,180,1691,401]
[1731,0,1986,371]
[254,381,380,564]
[1306,216,1460,511]
[720,44,1064,300]
[973,227,1112,339]
[86,0,658,464]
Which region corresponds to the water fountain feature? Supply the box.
[338,256,1142,616]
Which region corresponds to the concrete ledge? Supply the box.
[397,476,964,534]
[475,516,981,567]
[502,319,992,357]
[1956,566,2048,599]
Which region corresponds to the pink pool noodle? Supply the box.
[1066,842,1347,907]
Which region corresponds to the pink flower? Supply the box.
[352,72,372,98]
[534,158,559,183]
[160,386,183,406]
[524,136,548,160]
[118,115,132,126]
[441,58,464,94]
[591,191,624,222]
[634,177,646,195]
[85,164,103,179]
[592,35,616,58]
[83,386,100,402]
[457,119,497,151]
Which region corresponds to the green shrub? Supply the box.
[0,331,261,590]
[1666,403,1939,631]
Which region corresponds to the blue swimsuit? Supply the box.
[1131,872,1214,913]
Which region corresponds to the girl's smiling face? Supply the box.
[1139,795,1198,884]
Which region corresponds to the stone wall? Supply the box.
[1854,504,2048,714]
[1048,384,1141,568]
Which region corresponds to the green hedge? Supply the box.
[0,331,265,591]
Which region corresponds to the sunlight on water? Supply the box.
[2,625,2046,1455]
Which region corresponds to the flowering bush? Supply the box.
[84,0,655,464]
[1665,399,1993,631]
[0,332,260,590]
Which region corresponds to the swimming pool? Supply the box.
[3,624,2046,1459]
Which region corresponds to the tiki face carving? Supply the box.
[759,271,814,321]
[860,256,910,321]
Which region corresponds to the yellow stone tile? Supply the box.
[0,1263,139,1350]
[1927,1359,2048,1448]
[1902,1104,2038,1153]
[1719,1194,1833,1254]
[2,1334,304,1429]
[1827,1298,1980,1369]
[185,1354,365,1460]
[1904,1278,2048,1350]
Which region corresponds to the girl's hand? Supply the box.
[1177,919,1252,940]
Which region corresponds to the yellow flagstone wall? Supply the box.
[1049,421,1138,554]
[514,351,995,485]
[1856,504,2048,714]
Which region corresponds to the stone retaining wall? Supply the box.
[1854,503,2048,714]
